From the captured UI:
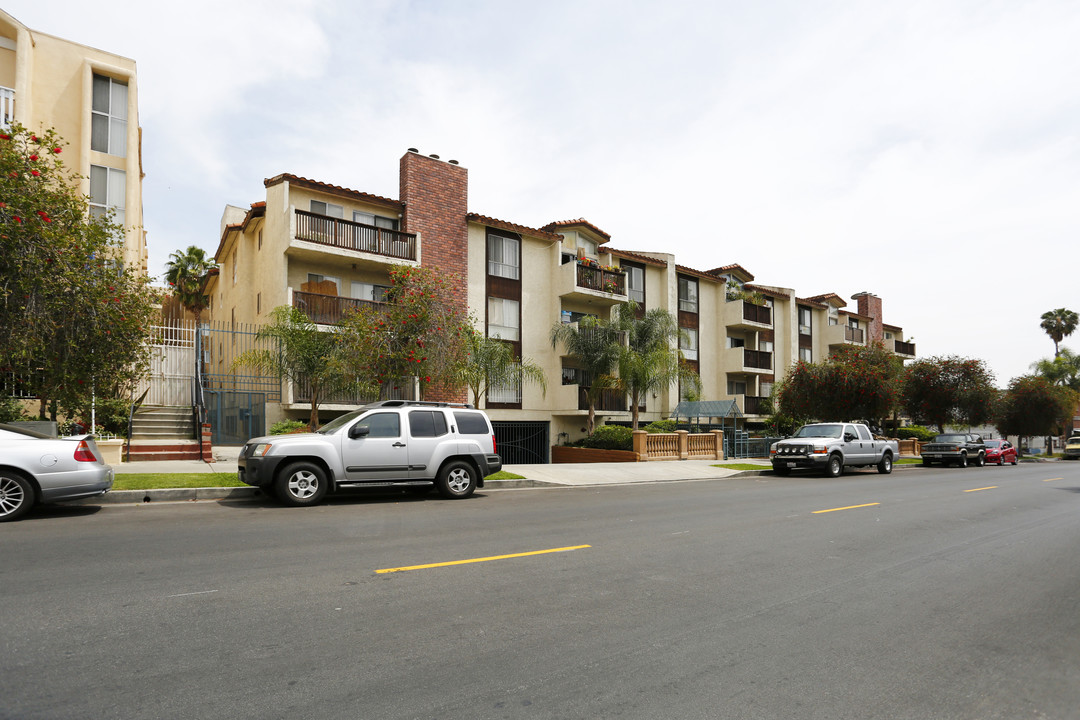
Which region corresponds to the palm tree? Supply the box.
[551,315,623,435]
[1031,348,1080,392]
[455,330,547,408]
[164,246,217,327]
[232,306,358,430]
[1040,308,1078,357]
[613,302,700,430]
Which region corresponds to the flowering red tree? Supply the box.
[0,124,156,421]
[995,375,1077,452]
[902,355,997,432]
[334,265,470,400]
[776,343,901,424]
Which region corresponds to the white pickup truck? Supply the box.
[770,422,898,477]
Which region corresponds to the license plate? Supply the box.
[787,462,796,468]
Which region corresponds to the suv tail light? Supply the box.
[491,435,497,454]
[73,439,98,463]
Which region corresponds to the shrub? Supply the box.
[578,424,634,450]
[644,419,677,433]
[894,425,937,441]
[270,419,311,435]
[0,396,26,423]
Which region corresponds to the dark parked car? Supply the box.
[921,433,986,467]
[0,424,114,522]
[983,439,1018,465]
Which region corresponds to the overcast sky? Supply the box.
[6,0,1077,386]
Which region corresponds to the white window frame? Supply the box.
[798,307,812,335]
[353,210,398,229]
[351,281,389,303]
[625,264,644,304]
[307,273,340,294]
[727,380,747,396]
[311,200,343,218]
[487,234,521,280]
[678,276,698,313]
[799,347,812,363]
[487,297,520,341]
[91,74,127,157]
[680,327,698,361]
[759,340,774,353]
[89,165,126,231]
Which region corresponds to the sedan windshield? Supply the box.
[983,440,1002,448]
[793,424,842,439]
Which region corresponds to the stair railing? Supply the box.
[125,387,150,463]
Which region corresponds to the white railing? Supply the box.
[0,87,13,129]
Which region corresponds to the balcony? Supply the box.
[722,299,772,330]
[892,339,916,357]
[557,260,627,306]
[292,290,382,325]
[824,323,865,349]
[0,87,12,129]
[290,209,417,267]
[741,395,769,416]
[723,347,773,374]
[291,375,413,409]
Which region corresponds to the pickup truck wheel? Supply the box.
[974,452,985,467]
[957,453,968,468]
[276,462,328,506]
[436,460,477,499]
[877,453,893,474]
[824,454,843,478]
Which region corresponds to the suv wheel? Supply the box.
[0,471,33,522]
[957,453,968,468]
[276,462,328,506]
[436,460,477,499]
[974,452,985,467]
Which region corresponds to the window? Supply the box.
[678,276,698,313]
[760,381,773,397]
[487,234,520,280]
[89,165,125,230]
[569,232,597,258]
[351,282,389,303]
[828,307,839,326]
[353,210,398,230]
[857,425,872,441]
[409,410,448,438]
[799,347,812,363]
[257,293,261,314]
[884,331,893,340]
[91,74,127,157]
[258,229,263,250]
[487,297,520,341]
[307,273,340,294]
[848,318,860,329]
[624,263,645,305]
[231,249,237,285]
[487,367,522,405]
[728,380,747,395]
[680,328,698,361]
[454,412,491,435]
[310,200,343,218]
[728,336,745,349]
[357,412,400,438]
[798,307,812,335]
[759,340,774,353]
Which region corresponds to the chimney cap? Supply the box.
[448,159,459,165]
[407,147,419,153]
[429,154,440,160]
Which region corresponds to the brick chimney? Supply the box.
[852,292,883,343]
[399,150,469,403]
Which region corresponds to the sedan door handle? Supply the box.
[392,442,406,448]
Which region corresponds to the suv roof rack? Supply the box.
[370,400,475,409]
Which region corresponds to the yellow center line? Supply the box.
[376,545,591,574]
[1044,477,1063,482]
[964,486,998,493]
[812,503,880,514]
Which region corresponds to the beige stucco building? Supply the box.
[206,150,917,454]
[0,10,146,273]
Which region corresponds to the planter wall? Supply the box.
[551,445,639,463]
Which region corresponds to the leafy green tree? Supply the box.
[1040,308,1078,357]
[1030,348,1080,392]
[233,306,359,430]
[612,302,699,430]
[902,355,998,432]
[0,123,156,421]
[776,343,901,424]
[335,265,470,399]
[996,376,1077,453]
[454,325,546,408]
[164,245,217,327]
[551,314,623,435]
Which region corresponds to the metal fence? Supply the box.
[492,421,550,464]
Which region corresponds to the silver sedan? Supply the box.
[0,424,114,522]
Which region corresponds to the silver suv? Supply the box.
[238,401,502,505]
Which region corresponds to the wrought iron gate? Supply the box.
[204,390,266,445]
[492,421,550,464]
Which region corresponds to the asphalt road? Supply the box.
[3,462,1079,720]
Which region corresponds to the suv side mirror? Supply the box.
[348,425,370,439]
[844,432,856,442]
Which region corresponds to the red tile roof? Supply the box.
[264,173,403,210]
[541,218,612,242]
[605,248,669,267]
[707,264,755,282]
[806,293,847,307]
[467,213,563,242]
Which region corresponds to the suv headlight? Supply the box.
[252,443,272,457]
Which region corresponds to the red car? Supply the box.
[983,439,1018,465]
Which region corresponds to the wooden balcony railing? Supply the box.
[293,291,382,325]
[742,301,771,325]
[295,209,417,261]
[744,349,772,370]
[576,264,626,296]
[578,387,627,412]
[743,395,768,415]
[845,326,865,343]
[894,340,916,355]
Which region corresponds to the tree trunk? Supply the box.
[630,391,640,430]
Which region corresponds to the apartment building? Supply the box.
[207,149,915,451]
[0,10,146,272]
